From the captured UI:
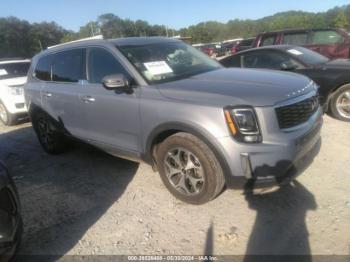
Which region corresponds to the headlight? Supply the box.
[224,106,262,143]
[8,85,24,96]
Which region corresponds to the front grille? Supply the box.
[275,96,319,129]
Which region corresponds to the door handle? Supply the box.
[82,96,96,103]
[43,92,52,98]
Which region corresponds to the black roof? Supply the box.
[234,45,303,55]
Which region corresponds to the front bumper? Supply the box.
[217,109,323,185]
[2,94,28,115]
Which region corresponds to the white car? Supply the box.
[0,59,30,125]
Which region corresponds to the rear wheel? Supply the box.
[329,84,350,122]
[32,112,67,154]
[0,102,16,126]
[156,132,225,205]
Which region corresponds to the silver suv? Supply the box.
[25,37,323,204]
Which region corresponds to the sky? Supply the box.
[0,0,349,31]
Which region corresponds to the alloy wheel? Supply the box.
[336,91,350,119]
[37,117,55,148]
[163,147,205,196]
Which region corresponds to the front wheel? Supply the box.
[0,102,16,126]
[156,132,225,205]
[329,84,350,122]
[32,112,68,154]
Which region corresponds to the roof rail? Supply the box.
[47,35,104,49]
[0,57,28,62]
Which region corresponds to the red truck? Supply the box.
[252,28,350,59]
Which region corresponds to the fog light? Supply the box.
[244,135,259,143]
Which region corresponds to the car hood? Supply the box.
[324,59,350,69]
[0,76,27,86]
[156,68,314,107]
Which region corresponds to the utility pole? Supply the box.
[90,22,95,37]
[38,40,43,51]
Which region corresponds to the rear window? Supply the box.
[35,55,53,81]
[0,62,30,80]
[52,49,85,83]
[260,35,276,46]
[242,51,294,69]
[240,39,254,47]
[311,30,344,45]
[283,32,308,45]
[286,46,329,66]
[221,55,241,67]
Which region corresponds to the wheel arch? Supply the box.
[28,102,44,119]
[28,103,69,135]
[144,122,233,186]
[329,82,350,95]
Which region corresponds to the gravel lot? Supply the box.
[0,116,349,257]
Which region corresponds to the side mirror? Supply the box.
[102,74,130,90]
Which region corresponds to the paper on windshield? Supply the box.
[144,61,173,75]
[0,69,8,76]
[287,49,303,56]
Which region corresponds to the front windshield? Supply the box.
[0,62,30,80]
[118,41,222,84]
[286,46,329,66]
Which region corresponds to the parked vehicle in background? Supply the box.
[199,43,226,58]
[220,45,350,121]
[25,37,322,204]
[222,41,240,55]
[0,59,30,125]
[198,44,215,57]
[0,161,22,260]
[232,38,255,54]
[252,28,350,59]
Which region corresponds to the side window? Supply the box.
[242,53,261,68]
[283,32,308,45]
[35,55,53,81]
[243,51,301,69]
[260,35,276,46]
[52,49,85,83]
[221,56,241,67]
[88,48,129,84]
[311,30,344,45]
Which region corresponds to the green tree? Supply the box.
[334,11,350,29]
[1,4,350,58]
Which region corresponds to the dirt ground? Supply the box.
[0,115,349,257]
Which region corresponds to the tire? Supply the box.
[0,102,16,126]
[156,132,225,205]
[329,84,350,122]
[31,112,67,154]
